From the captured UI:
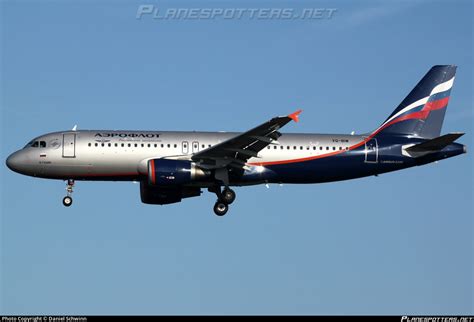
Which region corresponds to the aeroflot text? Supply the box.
[95,133,160,138]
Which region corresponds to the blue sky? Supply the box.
[1,0,472,315]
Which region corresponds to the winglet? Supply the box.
[288,109,302,123]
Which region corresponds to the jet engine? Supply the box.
[140,181,201,205]
[147,159,209,186]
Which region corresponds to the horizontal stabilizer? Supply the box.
[406,133,464,153]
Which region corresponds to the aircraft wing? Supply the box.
[191,110,302,169]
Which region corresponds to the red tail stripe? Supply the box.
[424,96,450,111]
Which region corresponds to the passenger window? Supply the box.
[287,146,290,150]
[333,147,336,150]
[108,143,111,147]
[313,146,316,150]
[161,144,164,148]
[141,144,144,147]
[167,144,170,148]
[95,143,98,147]
[174,144,177,148]
[267,146,270,149]
[202,144,205,148]
[121,143,125,147]
[148,144,151,148]
[293,146,296,150]
[300,146,303,150]
[134,143,138,147]
[128,143,131,147]
[154,144,157,148]
[339,147,342,150]
[326,147,329,150]
[101,143,105,147]
[274,146,277,150]
[115,143,118,147]
[209,144,211,148]
[320,146,323,150]
[88,143,91,147]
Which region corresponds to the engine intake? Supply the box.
[147,159,208,186]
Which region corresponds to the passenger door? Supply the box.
[364,138,378,163]
[62,133,76,158]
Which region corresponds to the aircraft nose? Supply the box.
[6,151,22,173]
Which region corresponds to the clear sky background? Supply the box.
[1,0,472,315]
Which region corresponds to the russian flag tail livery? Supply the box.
[374,65,456,139]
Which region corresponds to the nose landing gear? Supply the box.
[63,196,73,207]
[63,179,75,207]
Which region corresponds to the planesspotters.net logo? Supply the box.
[136,5,337,21]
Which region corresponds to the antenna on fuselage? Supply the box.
[72,125,78,131]
[350,131,355,135]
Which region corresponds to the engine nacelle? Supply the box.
[147,159,208,186]
[140,181,201,205]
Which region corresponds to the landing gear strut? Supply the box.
[209,185,236,216]
[63,179,75,207]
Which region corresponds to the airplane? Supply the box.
[5,65,467,216]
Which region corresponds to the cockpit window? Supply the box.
[24,140,46,148]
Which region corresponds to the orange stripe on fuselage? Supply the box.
[248,139,367,166]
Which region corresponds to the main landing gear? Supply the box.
[210,168,237,216]
[210,186,236,216]
[63,179,75,207]
[213,201,229,216]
